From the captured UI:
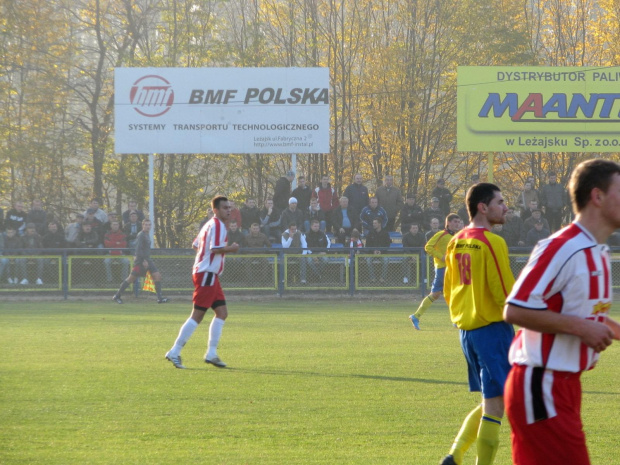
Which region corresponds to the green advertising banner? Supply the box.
[458,66,620,152]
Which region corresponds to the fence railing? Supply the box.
[2,247,620,299]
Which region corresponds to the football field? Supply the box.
[1,300,619,464]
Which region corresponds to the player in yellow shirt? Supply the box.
[409,213,462,330]
[439,183,515,465]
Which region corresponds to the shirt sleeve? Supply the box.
[424,231,444,260]
[507,242,573,309]
[485,235,515,309]
[443,241,454,303]
[210,220,226,250]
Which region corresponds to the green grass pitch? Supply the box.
[1,300,619,464]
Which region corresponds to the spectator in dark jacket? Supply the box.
[291,176,312,213]
[360,197,388,235]
[259,198,281,240]
[76,222,100,251]
[280,198,305,233]
[539,171,568,232]
[364,218,392,282]
[402,223,426,248]
[502,207,524,247]
[424,197,445,231]
[400,194,425,233]
[84,208,104,244]
[526,219,550,246]
[22,223,44,285]
[5,201,27,235]
[240,199,261,233]
[273,170,295,212]
[401,223,425,284]
[122,200,145,224]
[26,199,49,236]
[343,174,369,219]
[431,179,453,216]
[332,196,358,244]
[43,221,66,249]
[304,219,331,282]
[227,220,247,248]
[304,197,326,233]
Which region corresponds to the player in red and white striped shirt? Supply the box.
[165,196,240,369]
[504,159,620,465]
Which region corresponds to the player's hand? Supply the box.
[228,242,240,253]
[579,319,615,352]
[143,260,149,269]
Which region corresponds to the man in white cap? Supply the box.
[279,197,305,232]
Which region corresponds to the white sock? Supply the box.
[206,317,225,359]
[169,318,199,356]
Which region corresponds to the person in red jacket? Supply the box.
[103,220,129,282]
[312,174,339,233]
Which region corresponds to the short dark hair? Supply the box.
[212,195,228,210]
[142,219,151,225]
[445,213,460,226]
[310,219,320,226]
[289,222,297,228]
[569,159,620,213]
[466,183,501,219]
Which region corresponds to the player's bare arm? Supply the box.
[212,243,240,254]
[604,317,620,340]
[504,303,614,352]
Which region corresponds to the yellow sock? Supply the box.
[414,295,435,318]
[448,404,482,464]
[475,414,501,465]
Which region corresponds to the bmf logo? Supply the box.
[130,75,174,117]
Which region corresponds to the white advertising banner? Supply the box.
[114,67,330,154]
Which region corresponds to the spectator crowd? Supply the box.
[0,170,582,285]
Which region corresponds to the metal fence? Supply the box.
[2,247,620,298]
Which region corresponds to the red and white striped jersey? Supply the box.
[507,222,612,372]
[192,217,228,275]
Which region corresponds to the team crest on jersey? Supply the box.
[592,301,611,315]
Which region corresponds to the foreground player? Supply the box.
[113,219,168,304]
[165,196,240,369]
[504,159,620,465]
[441,183,515,465]
[409,213,461,329]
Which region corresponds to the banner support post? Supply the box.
[149,153,155,245]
